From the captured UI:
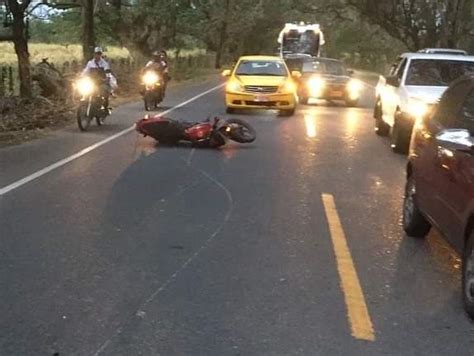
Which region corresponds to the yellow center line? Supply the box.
[322,193,375,341]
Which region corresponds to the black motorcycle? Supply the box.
[76,68,111,131]
[142,70,165,111]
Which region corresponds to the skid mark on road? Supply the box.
[93,157,234,355]
[322,193,375,341]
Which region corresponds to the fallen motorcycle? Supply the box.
[135,115,256,147]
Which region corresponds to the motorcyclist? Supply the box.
[82,47,116,113]
[144,50,170,94]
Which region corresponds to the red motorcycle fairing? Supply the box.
[185,123,213,140]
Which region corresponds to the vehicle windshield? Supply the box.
[282,31,321,56]
[235,60,288,76]
[302,60,347,76]
[405,59,474,86]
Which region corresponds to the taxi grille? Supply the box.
[244,85,279,94]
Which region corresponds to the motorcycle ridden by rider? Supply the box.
[144,50,170,95]
[82,47,117,113]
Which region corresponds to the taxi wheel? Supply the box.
[279,108,295,117]
[226,107,236,114]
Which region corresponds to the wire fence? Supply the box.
[0,53,216,97]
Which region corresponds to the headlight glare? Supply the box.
[347,79,363,99]
[226,80,243,92]
[281,80,296,93]
[308,77,325,95]
[76,77,95,96]
[407,99,429,118]
[143,71,159,86]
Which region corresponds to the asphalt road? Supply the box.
[1,77,473,355]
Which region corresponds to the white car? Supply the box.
[374,53,474,153]
[417,48,468,56]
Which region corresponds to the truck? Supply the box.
[277,22,325,72]
[278,22,325,58]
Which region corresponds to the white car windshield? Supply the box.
[235,60,288,76]
[405,59,474,86]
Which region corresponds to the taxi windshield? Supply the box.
[235,60,288,76]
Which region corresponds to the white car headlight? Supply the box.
[407,98,429,118]
[76,77,95,96]
[308,77,325,95]
[143,71,159,86]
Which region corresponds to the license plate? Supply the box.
[331,90,343,97]
[254,95,269,102]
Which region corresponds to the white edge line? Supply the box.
[0,83,225,196]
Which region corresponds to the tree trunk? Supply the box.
[215,0,231,69]
[10,2,32,98]
[82,0,95,63]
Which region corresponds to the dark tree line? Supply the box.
[1,0,473,98]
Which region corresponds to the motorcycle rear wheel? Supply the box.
[225,118,256,143]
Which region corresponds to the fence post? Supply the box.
[0,67,6,97]
[8,67,14,95]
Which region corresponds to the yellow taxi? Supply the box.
[223,55,299,116]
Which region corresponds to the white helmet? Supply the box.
[94,47,103,54]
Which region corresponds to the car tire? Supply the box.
[226,107,236,114]
[391,112,411,154]
[374,99,389,136]
[462,230,474,319]
[403,174,431,238]
[279,108,295,117]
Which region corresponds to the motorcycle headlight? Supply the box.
[347,79,363,99]
[308,77,325,95]
[281,80,297,93]
[226,80,243,93]
[76,77,95,96]
[407,98,429,118]
[143,71,159,86]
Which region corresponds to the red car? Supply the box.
[403,75,474,318]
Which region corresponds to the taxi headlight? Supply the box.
[281,80,296,93]
[226,80,243,93]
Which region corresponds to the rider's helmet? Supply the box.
[152,51,161,61]
[94,47,103,55]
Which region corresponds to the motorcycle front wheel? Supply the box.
[224,118,256,143]
[77,101,93,131]
[144,92,156,111]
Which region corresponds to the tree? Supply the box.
[81,0,94,62]
[344,0,472,50]
[7,0,33,98]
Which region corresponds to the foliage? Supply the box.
[0,43,131,65]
